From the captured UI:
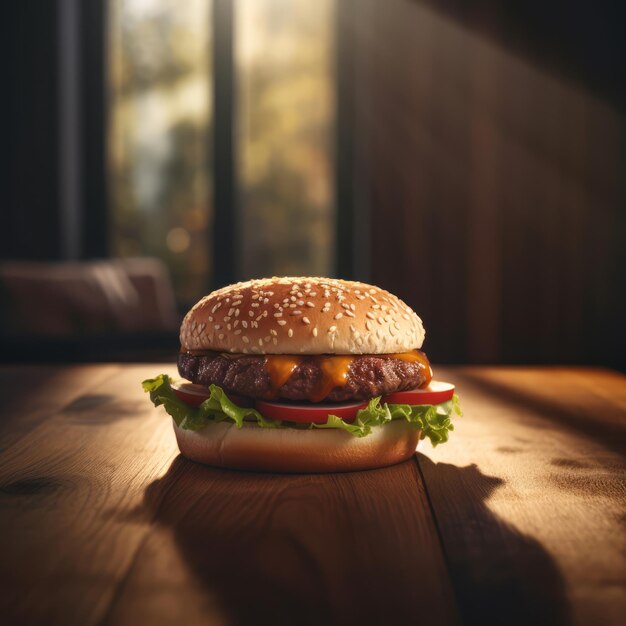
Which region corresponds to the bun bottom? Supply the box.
[173,420,421,473]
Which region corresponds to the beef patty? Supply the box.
[177,351,432,402]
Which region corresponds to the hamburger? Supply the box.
[143,277,460,472]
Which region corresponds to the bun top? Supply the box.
[180,277,425,355]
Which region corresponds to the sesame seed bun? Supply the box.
[173,419,422,473]
[180,277,425,355]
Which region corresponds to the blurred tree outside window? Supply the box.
[237,0,335,278]
[109,0,335,307]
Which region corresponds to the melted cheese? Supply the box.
[309,356,355,402]
[264,355,303,398]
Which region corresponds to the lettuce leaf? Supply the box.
[142,374,281,431]
[314,395,461,445]
[142,374,461,446]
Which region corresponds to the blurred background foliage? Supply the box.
[237,0,334,280]
[109,0,334,307]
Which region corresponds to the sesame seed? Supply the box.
[251,346,260,353]
[372,304,380,309]
[402,313,410,320]
[264,336,271,342]
[251,302,260,308]
[272,338,278,345]
[249,311,254,317]
[214,324,221,330]
[306,302,315,307]
[273,312,282,317]
[291,310,302,316]
[345,311,355,317]
[270,329,277,336]
[366,312,375,319]
[277,320,287,326]
[366,320,373,331]
[224,316,231,322]
[312,327,318,337]
[242,336,249,343]
[234,329,242,335]
[334,313,343,320]
[208,316,213,322]
[369,289,376,294]
[290,296,296,302]
[378,317,385,324]
[227,324,232,330]
[263,298,269,304]
[218,334,224,340]
[251,321,258,328]
[233,320,239,328]
[302,317,310,324]
[228,308,235,316]
[328,325,337,333]
[310,292,317,296]
[341,303,350,309]
[297,300,304,306]
[288,329,294,338]
[258,338,264,346]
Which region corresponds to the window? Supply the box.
[109,0,335,306]
[109,0,212,306]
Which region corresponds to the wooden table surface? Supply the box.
[0,365,624,626]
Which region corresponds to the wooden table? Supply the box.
[0,365,624,625]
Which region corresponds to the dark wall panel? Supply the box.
[354,0,626,367]
[5,1,62,260]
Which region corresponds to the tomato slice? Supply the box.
[382,381,455,405]
[171,381,254,408]
[255,398,368,424]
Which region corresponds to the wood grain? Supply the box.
[0,364,624,626]
[0,364,458,626]
[0,364,119,452]
[420,366,626,626]
[101,457,458,626]
[0,365,179,626]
